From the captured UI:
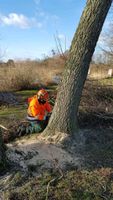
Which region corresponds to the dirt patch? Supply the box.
[4,125,113,179]
[6,134,82,175]
[0,92,18,106]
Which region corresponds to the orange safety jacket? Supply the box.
[27,95,52,120]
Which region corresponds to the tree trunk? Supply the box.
[43,0,112,137]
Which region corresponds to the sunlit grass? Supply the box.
[98,77,113,86]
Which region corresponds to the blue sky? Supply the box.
[0,0,111,61]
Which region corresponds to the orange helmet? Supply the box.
[37,89,49,101]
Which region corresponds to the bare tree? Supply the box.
[100,35,113,64]
[98,6,113,64]
[54,32,67,61]
[43,0,112,140]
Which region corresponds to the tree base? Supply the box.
[39,127,84,153]
[40,128,71,145]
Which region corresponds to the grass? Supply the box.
[15,90,37,101]
[98,77,113,86]
[0,90,38,127]
[0,105,26,127]
[0,106,26,116]
[3,168,113,200]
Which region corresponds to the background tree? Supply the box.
[53,31,67,61]
[97,4,113,64]
[100,25,113,64]
[43,0,112,139]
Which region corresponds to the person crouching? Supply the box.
[27,89,52,131]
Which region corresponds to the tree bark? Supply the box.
[43,0,112,137]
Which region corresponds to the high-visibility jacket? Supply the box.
[27,95,52,120]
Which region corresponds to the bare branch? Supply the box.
[54,31,67,61]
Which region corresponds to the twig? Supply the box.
[54,31,67,61]
[46,177,57,200]
[46,173,63,200]
[0,124,8,130]
[100,195,108,200]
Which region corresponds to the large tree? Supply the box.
[43,0,112,139]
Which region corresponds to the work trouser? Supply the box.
[26,115,50,132]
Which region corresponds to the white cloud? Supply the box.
[0,13,43,29]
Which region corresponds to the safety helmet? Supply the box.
[37,89,49,101]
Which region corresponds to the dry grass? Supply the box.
[0,57,65,91]
[88,63,113,79]
[1,58,113,92]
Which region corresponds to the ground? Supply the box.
[1,79,113,199]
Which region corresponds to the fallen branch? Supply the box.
[46,177,57,200]
[46,173,63,200]
[0,124,8,130]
